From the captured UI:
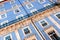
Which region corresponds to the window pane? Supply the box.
[1,14,6,18]
[56,14,60,19]
[5,36,12,40]
[15,9,21,14]
[26,3,33,9]
[41,20,48,27]
[38,0,45,3]
[24,28,30,34]
[0,14,7,19]
[48,31,60,40]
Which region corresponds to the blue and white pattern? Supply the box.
[0,0,56,29]
[0,0,60,40]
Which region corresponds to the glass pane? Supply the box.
[1,14,7,19]
[26,3,33,9]
[5,36,12,40]
[24,28,30,34]
[56,14,60,19]
[41,20,48,27]
[48,31,60,40]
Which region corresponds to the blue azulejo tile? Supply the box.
[4,2,12,10]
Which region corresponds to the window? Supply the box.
[41,21,47,26]
[24,28,30,34]
[55,12,60,20]
[39,19,48,27]
[14,8,21,14]
[49,0,54,3]
[56,14,60,19]
[0,13,7,19]
[10,0,15,4]
[4,34,12,40]
[48,31,60,40]
[16,14,24,19]
[5,36,11,40]
[38,0,45,4]
[1,20,8,25]
[26,3,33,9]
[30,9,37,14]
[22,26,31,36]
[43,3,50,7]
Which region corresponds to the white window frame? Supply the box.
[30,9,37,14]
[10,0,15,5]
[44,27,60,40]
[12,5,21,14]
[4,34,13,40]
[22,26,32,36]
[0,13,7,20]
[54,12,60,20]
[43,3,50,7]
[0,20,8,25]
[16,14,24,19]
[26,3,33,9]
[38,19,49,28]
[14,8,21,14]
[38,0,45,4]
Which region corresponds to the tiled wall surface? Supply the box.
[0,5,60,40]
[0,0,56,29]
[0,0,60,40]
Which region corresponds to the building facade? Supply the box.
[0,0,60,40]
